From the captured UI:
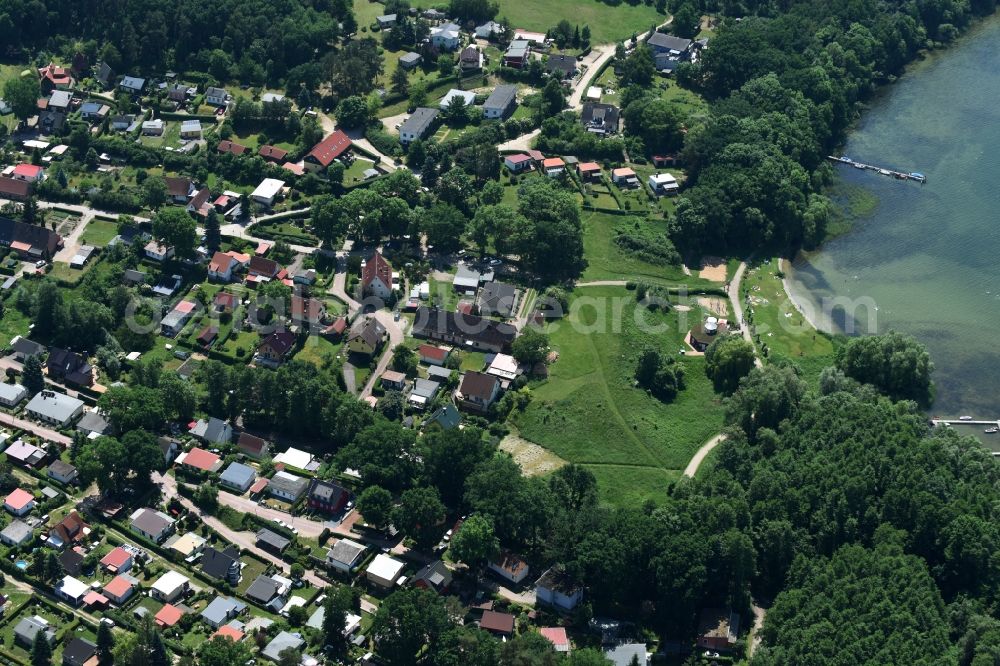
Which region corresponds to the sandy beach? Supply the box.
[779,258,831,334]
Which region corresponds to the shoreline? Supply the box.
[779,257,833,336]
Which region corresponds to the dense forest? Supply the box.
[672,0,1000,254]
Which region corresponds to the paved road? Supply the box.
[567,43,617,110]
[0,411,72,446]
[53,210,96,263]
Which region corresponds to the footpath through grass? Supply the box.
[740,258,838,382]
[512,286,725,507]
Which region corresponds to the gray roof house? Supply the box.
[246,575,284,609]
[0,382,27,407]
[14,616,54,648]
[25,391,84,427]
[47,459,78,485]
[201,596,246,628]
[477,281,518,317]
[256,528,291,553]
[201,546,241,585]
[376,13,397,28]
[262,631,305,662]
[219,462,256,492]
[408,378,440,409]
[0,519,33,546]
[267,471,308,502]
[76,411,111,436]
[424,403,461,430]
[647,32,692,54]
[326,538,366,573]
[399,107,439,145]
[191,417,233,444]
[119,76,146,93]
[130,507,175,543]
[483,84,517,119]
[399,52,423,69]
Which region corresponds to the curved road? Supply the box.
[683,434,725,477]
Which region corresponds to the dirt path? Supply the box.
[749,603,767,657]
[575,280,628,287]
[683,434,725,477]
[728,261,763,369]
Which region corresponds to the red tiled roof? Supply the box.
[542,158,564,169]
[174,300,197,314]
[214,292,239,310]
[258,145,288,161]
[155,603,183,627]
[506,154,531,164]
[213,624,245,642]
[249,478,269,494]
[165,176,191,198]
[12,164,44,179]
[83,592,108,607]
[419,345,448,361]
[101,547,131,570]
[4,488,33,511]
[103,575,134,599]
[577,162,601,172]
[183,447,220,471]
[362,251,392,289]
[540,627,569,647]
[217,140,248,155]
[306,130,352,168]
[209,251,236,274]
[282,162,305,175]
[0,178,30,199]
[480,610,515,634]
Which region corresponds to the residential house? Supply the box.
[440,88,476,110]
[581,102,620,135]
[697,608,740,653]
[307,479,349,514]
[430,22,462,50]
[540,627,571,653]
[367,554,405,589]
[476,281,518,317]
[95,62,114,88]
[483,84,517,119]
[48,511,88,549]
[399,107,439,144]
[326,539,366,574]
[486,353,520,382]
[256,529,291,554]
[381,370,407,391]
[272,447,317,471]
[158,437,180,466]
[376,13,397,28]
[424,403,461,430]
[201,596,246,629]
[119,76,146,94]
[399,52,423,69]
[160,300,196,337]
[4,440,47,467]
[110,114,134,131]
[647,32,692,57]
[268,471,309,502]
[213,291,239,314]
[144,239,173,261]
[504,40,531,68]
[480,610,516,637]
[220,462,256,493]
[4,488,34,516]
[546,55,578,79]
[208,251,238,282]
[655,53,682,74]
[475,21,503,39]
[648,172,679,195]
[48,460,80,485]
[412,307,517,352]
[413,560,452,594]
[408,378,440,410]
[258,145,289,162]
[55,575,89,606]
[154,604,184,629]
[248,255,281,278]
[190,417,233,445]
[100,547,134,575]
[187,187,212,218]
[460,45,483,71]
[262,632,304,662]
[605,643,648,666]
[205,87,229,106]
[151,570,190,603]
[130,507,176,543]
[217,140,248,155]
[167,83,190,104]
[246,574,287,610]
[542,157,566,177]
[14,616,55,648]
[62,638,97,666]
[38,64,74,93]
[256,331,297,366]
[611,167,638,187]
[237,432,270,459]
[141,119,164,136]
[179,447,223,473]
[10,164,45,183]
[59,550,84,577]
[291,295,326,327]
[261,92,285,104]
[25,391,84,427]
[322,317,348,340]
[250,178,285,207]
[535,568,583,611]
[103,575,137,605]
[457,371,501,412]
[362,251,394,299]
[303,130,352,172]
[0,216,62,259]
[80,101,110,121]
[422,7,447,20]
[490,551,530,584]
[0,177,30,201]
[514,29,547,44]
[347,317,387,357]
[418,344,451,366]
[504,153,532,172]
[0,520,33,547]
[201,546,241,585]
[0,383,27,407]
[46,347,93,387]
[180,119,202,139]
[577,162,601,181]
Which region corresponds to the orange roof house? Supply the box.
[304,130,352,170]
[154,603,184,628]
[180,447,222,473]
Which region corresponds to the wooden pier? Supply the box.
[931,419,1000,455]
[827,155,926,184]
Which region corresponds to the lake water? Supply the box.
[786,17,1000,417]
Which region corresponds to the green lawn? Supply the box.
[237,557,270,595]
[0,305,31,347]
[511,286,725,506]
[740,257,838,382]
[294,335,342,368]
[79,219,120,246]
[495,0,666,44]
[581,212,709,286]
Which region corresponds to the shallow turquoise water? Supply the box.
[787,18,1000,416]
